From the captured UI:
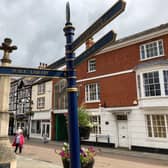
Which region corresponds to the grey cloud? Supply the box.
[0,0,168,68]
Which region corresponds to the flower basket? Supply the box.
[57,143,96,168]
[62,158,94,168]
[79,126,91,139]
[78,106,93,140]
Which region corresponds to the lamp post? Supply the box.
[64,3,81,168]
[20,98,33,139]
[26,99,33,140]
[0,38,17,167]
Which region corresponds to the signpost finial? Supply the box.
[66,2,70,23]
[0,38,17,63]
[0,38,17,54]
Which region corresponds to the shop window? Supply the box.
[146,115,167,138]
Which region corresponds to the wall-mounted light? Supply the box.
[133,100,138,105]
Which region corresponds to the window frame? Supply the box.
[54,79,67,110]
[140,39,164,61]
[37,83,45,95]
[143,71,161,97]
[37,97,45,109]
[85,83,100,103]
[31,120,41,134]
[163,70,168,95]
[146,114,168,139]
[88,58,96,73]
[90,115,101,134]
[137,69,168,98]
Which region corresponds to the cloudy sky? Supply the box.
[0,0,168,68]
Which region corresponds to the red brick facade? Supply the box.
[76,33,168,109]
[51,23,168,143]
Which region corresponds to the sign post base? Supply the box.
[0,138,16,168]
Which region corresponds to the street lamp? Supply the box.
[19,98,33,139]
[26,99,34,140]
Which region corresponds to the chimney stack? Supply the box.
[85,38,94,49]
[38,62,47,69]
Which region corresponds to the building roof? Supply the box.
[134,58,168,71]
[114,23,168,46]
[10,76,38,87]
[48,22,168,69]
[32,77,52,85]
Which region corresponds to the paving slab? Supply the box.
[16,155,62,168]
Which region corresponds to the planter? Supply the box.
[62,159,94,168]
[79,126,91,139]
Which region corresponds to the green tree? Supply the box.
[78,106,92,128]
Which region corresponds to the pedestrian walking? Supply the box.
[42,133,48,144]
[12,129,25,154]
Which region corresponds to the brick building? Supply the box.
[51,23,168,153]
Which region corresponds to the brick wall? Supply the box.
[76,34,168,108]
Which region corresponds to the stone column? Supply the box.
[0,38,17,168]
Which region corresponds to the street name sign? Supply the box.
[71,0,126,51]
[74,30,116,66]
[0,66,66,78]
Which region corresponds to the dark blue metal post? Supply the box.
[63,2,81,168]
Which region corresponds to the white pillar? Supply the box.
[0,38,17,167]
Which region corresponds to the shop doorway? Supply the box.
[55,114,68,141]
[42,122,50,139]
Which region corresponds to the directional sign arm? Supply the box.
[48,57,66,69]
[0,66,66,78]
[74,30,116,66]
[71,0,125,51]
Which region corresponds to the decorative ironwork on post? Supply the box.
[63,2,81,168]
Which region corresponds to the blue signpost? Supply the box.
[71,0,126,51]
[48,0,126,70]
[0,1,126,168]
[63,1,125,168]
[63,2,81,168]
[75,30,116,66]
[0,66,66,78]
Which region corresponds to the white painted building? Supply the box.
[30,78,52,140]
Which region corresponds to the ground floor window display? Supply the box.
[146,114,168,138]
[31,120,50,139]
[90,115,101,134]
[31,120,41,134]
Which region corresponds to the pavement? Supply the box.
[16,149,168,168]
[11,137,168,168]
[17,155,61,168]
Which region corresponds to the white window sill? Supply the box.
[146,137,168,142]
[85,100,100,103]
[139,96,168,100]
[88,70,96,73]
[140,55,164,61]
